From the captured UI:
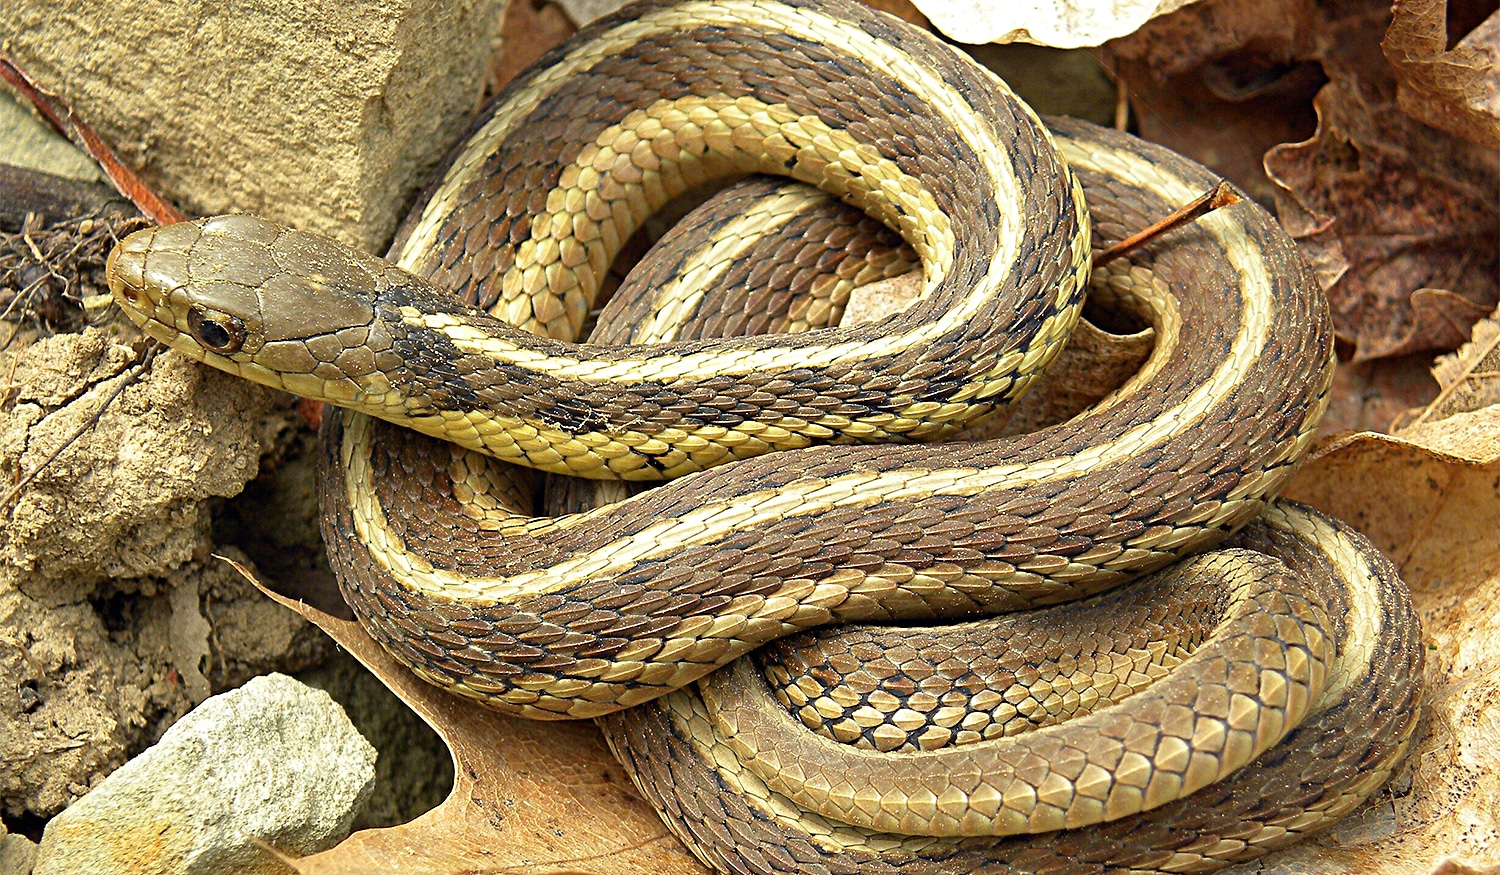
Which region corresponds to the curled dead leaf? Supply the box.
[1262,1,1499,362]
[1275,408,1500,871]
[1272,304,1500,871]
[1099,0,1325,204]
[1383,1,1500,149]
[1320,353,1439,436]
[492,0,577,92]
[1395,304,1500,431]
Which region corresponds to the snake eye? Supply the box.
[187,306,247,354]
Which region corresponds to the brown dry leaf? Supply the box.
[1263,2,1500,362]
[1269,405,1500,871]
[1319,353,1439,436]
[1430,860,1500,875]
[490,1,577,92]
[1100,0,1326,205]
[1395,304,1500,431]
[1105,0,1500,362]
[245,578,707,875]
[1266,305,1500,870]
[1384,1,1500,148]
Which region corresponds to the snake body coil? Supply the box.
[104,0,1421,871]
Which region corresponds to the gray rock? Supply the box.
[0,832,38,875]
[0,92,102,181]
[33,673,375,875]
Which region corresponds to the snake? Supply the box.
[101,0,1422,870]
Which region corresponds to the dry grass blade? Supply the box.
[1091,180,1241,268]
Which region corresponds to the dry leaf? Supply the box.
[491,1,577,93]
[1263,2,1500,361]
[1100,0,1325,205]
[1319,353,1439,436]
[1104,0,1499,362]
[909,0,1203,47]
[242,576,707,875]
[1429,859,1500,875]
[1261,305,1500,871]
[1395,305,1500,431]
[1267,409,1500,871]
[1384,2,1500,148]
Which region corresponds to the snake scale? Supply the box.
[103,0,1422,870]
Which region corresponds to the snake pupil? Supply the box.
[187,306,246,354]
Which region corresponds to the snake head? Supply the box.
[108,215,391,403]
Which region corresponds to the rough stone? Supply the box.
[0,93,103,182]
[0,546,333,820]
[33,673,375,875]
[299,650,455,830]
[0,330,281,598]
[0,0,502,251]
[0,830,38,875]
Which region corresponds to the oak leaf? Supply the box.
[1383,0,1500,149]
[1394,304,1500,431]
[1271,305,1500,871]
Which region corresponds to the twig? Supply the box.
[1114,76,1130,132]
[1092,180,1242,269]
[0,346,158,513]
[0,55,186,225]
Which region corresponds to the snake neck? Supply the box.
[332,251,1090,480]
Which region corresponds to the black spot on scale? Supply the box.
[533,395,614,434]
[389,323,486,413]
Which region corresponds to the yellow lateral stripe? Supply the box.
[346,135,1274,605]
[395,0,1074,389]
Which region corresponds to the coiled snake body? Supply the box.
[106,0,1422,870]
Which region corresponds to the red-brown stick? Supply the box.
[1092,180,1242,269]
[1,56,186,225]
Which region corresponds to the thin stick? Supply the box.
[1114,76,1130,132]
[0,56,186,225]
[1,346,158,513]
[1092,180,1242,269]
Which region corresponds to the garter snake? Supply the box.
[103,0,1420,869]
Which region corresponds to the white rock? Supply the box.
[34,674,375,875]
